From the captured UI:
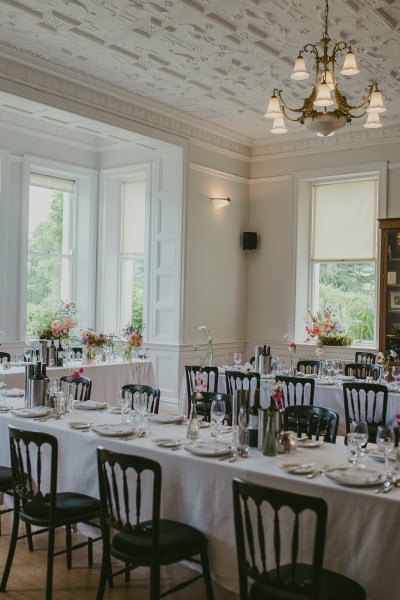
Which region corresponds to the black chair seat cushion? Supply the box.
[22,492,100,522]
[112,519,207,562]
[250,564,365,600]
[0,466,13,490]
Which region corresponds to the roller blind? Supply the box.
[311,179,377,261]
[30,173,75,194]
[121,180,145,254]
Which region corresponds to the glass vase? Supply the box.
[206,342,215,367]
[318,360,324,379]
[65,382,75,413]
[187,398,199,440]
[263,411,277,456]
[288,356,295,376]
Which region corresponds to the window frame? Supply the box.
[291,162,387,350]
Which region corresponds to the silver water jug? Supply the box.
[24,364,34,407]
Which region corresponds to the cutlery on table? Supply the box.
[307,464,330,479]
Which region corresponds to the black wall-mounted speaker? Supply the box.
[243,231,257,250]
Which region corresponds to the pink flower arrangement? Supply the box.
[268,380,284,412]
[193,372,207,401]
[70,367,83,381]
[288,342,296,353]
[127,331,143,349]
[81,330,113,348]
[33,301,77,340]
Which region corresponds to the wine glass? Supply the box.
[392,366,400,391]
[24,347,33,362]
[349,420,369,467]
[331,360,340,385]
[376,426,395,480]
[233,353,242,370]
[0,374,6,406]
[211,399,226,441]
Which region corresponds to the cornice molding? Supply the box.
[0,51,252,158]
[252,122,400,161]
[190,163,250,184]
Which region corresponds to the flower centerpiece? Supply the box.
[64,367,84,413]
[80,330,113,362]
[305,307,352,347]
[187,371,207,440]
[122,324,148,384]
[377,350,397,383]
[198,325,214,367]
[288,342,297,375]
[262,379,284,457]
[30,301,77,341]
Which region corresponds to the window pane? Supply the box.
[27,256,71,330]
[120,256,144,332]
[315,262,376,342]
[28,187,72,254]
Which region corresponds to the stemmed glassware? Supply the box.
[392,366,399,391]
[347,420,369,468]
[0,374,7,406]
[24,348,33,363]
[376,426,395,480]
[331,360,341,385]
[233,353,242,370]
[210,399,226,441]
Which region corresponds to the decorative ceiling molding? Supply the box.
[252,122,400,161]
[0,52,252,158]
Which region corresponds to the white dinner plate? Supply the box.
[10,406,52,418]
[150,414,185,424]
[153,438,182,448]
[184,442,232,457]
[91,423,135,437]
[297,438,322,448]
[339,375,355,382]
[67,421,93,430]
[368,450,396,463]
[75,400,108,410]
[315,379,335,386]
[0,406,12,412]
[325,467,384,487]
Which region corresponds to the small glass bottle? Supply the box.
[187,397,199,440]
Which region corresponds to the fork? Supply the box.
[307,464,330,479]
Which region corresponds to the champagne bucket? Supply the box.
[29,379,47,407]
[24,364,34,406]
[258,408,268,451]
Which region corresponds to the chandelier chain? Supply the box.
[323,0,329,38]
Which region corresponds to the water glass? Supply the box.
[211,399,226,441]
[348,420,369,467]
[233,353,242,369]
[121,397,131,424]
[392,366,400,391]
[53,391,65,418]
[221,355,229,369]
[376,426,395,479]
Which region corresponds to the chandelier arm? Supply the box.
[281,107,303,123]
[274,89,316,115]
[301,43,321,60]
[335,82,378,112]
[331,41,351,61]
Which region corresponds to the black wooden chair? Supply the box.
[343,382,388,443]
[232,478,366,600]
[275,375,315,408]
[225,370,260,395]
[344,362,379,381]
[283,405,339,443]
[96,447,214,600]
[0,352,10,362]
[199,392,233,424]
[59,375,92,401]
[185,366,218,416]
[0,467,14,537]
[121,384,160,414]
[297,359,320,375]
[355,351,376,364]
[0,427,101,600]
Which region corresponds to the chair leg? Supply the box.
[201,550,214,600]
[26,523,34,552]
[66,524,72,569]
[149,565,160,600]
[46,527,56,600]
[96,546,109,600]
[88,537,93,567]
[0,509,20,591]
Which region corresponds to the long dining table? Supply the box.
[1,359,154,404]
[0,404,398,599]
[179,370,400,435]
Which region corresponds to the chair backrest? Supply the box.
[60,375,92,401]
[232,477,327,600]
[225,370,260,395]
[0,351,11,362]
[342,382,388,442]
[121,384,160,414]
[344,363,379,381]
[283,405,339,443]
[275,375,315,408]
[296,360,320,375]
[97,447,161,560]
[200,392,233,424]
[8,426,58,509]
[355,351,376,364]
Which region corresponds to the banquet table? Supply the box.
[0,406,397,599]
[179,370,400,435]
[1,359,154,405]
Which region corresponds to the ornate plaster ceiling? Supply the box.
[0,0,399,144]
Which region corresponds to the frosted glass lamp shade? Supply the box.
[321,69,334,91]
[364,112,382,128]
[291,56,309,80]
[366,90,386,114]
[340,51,359,75]
[314,82,334,107]
[271,115,288,134]
[264,95,282,119]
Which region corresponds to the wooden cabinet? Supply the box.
[378,218,400,355]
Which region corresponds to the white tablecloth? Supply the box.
[1,360,154,405]
[180,371,400,435]
[0,407,397,599]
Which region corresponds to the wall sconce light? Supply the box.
[210,197,230,209]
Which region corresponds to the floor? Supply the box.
[0,513,239,599]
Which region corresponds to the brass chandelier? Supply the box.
[264,0,386,137]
